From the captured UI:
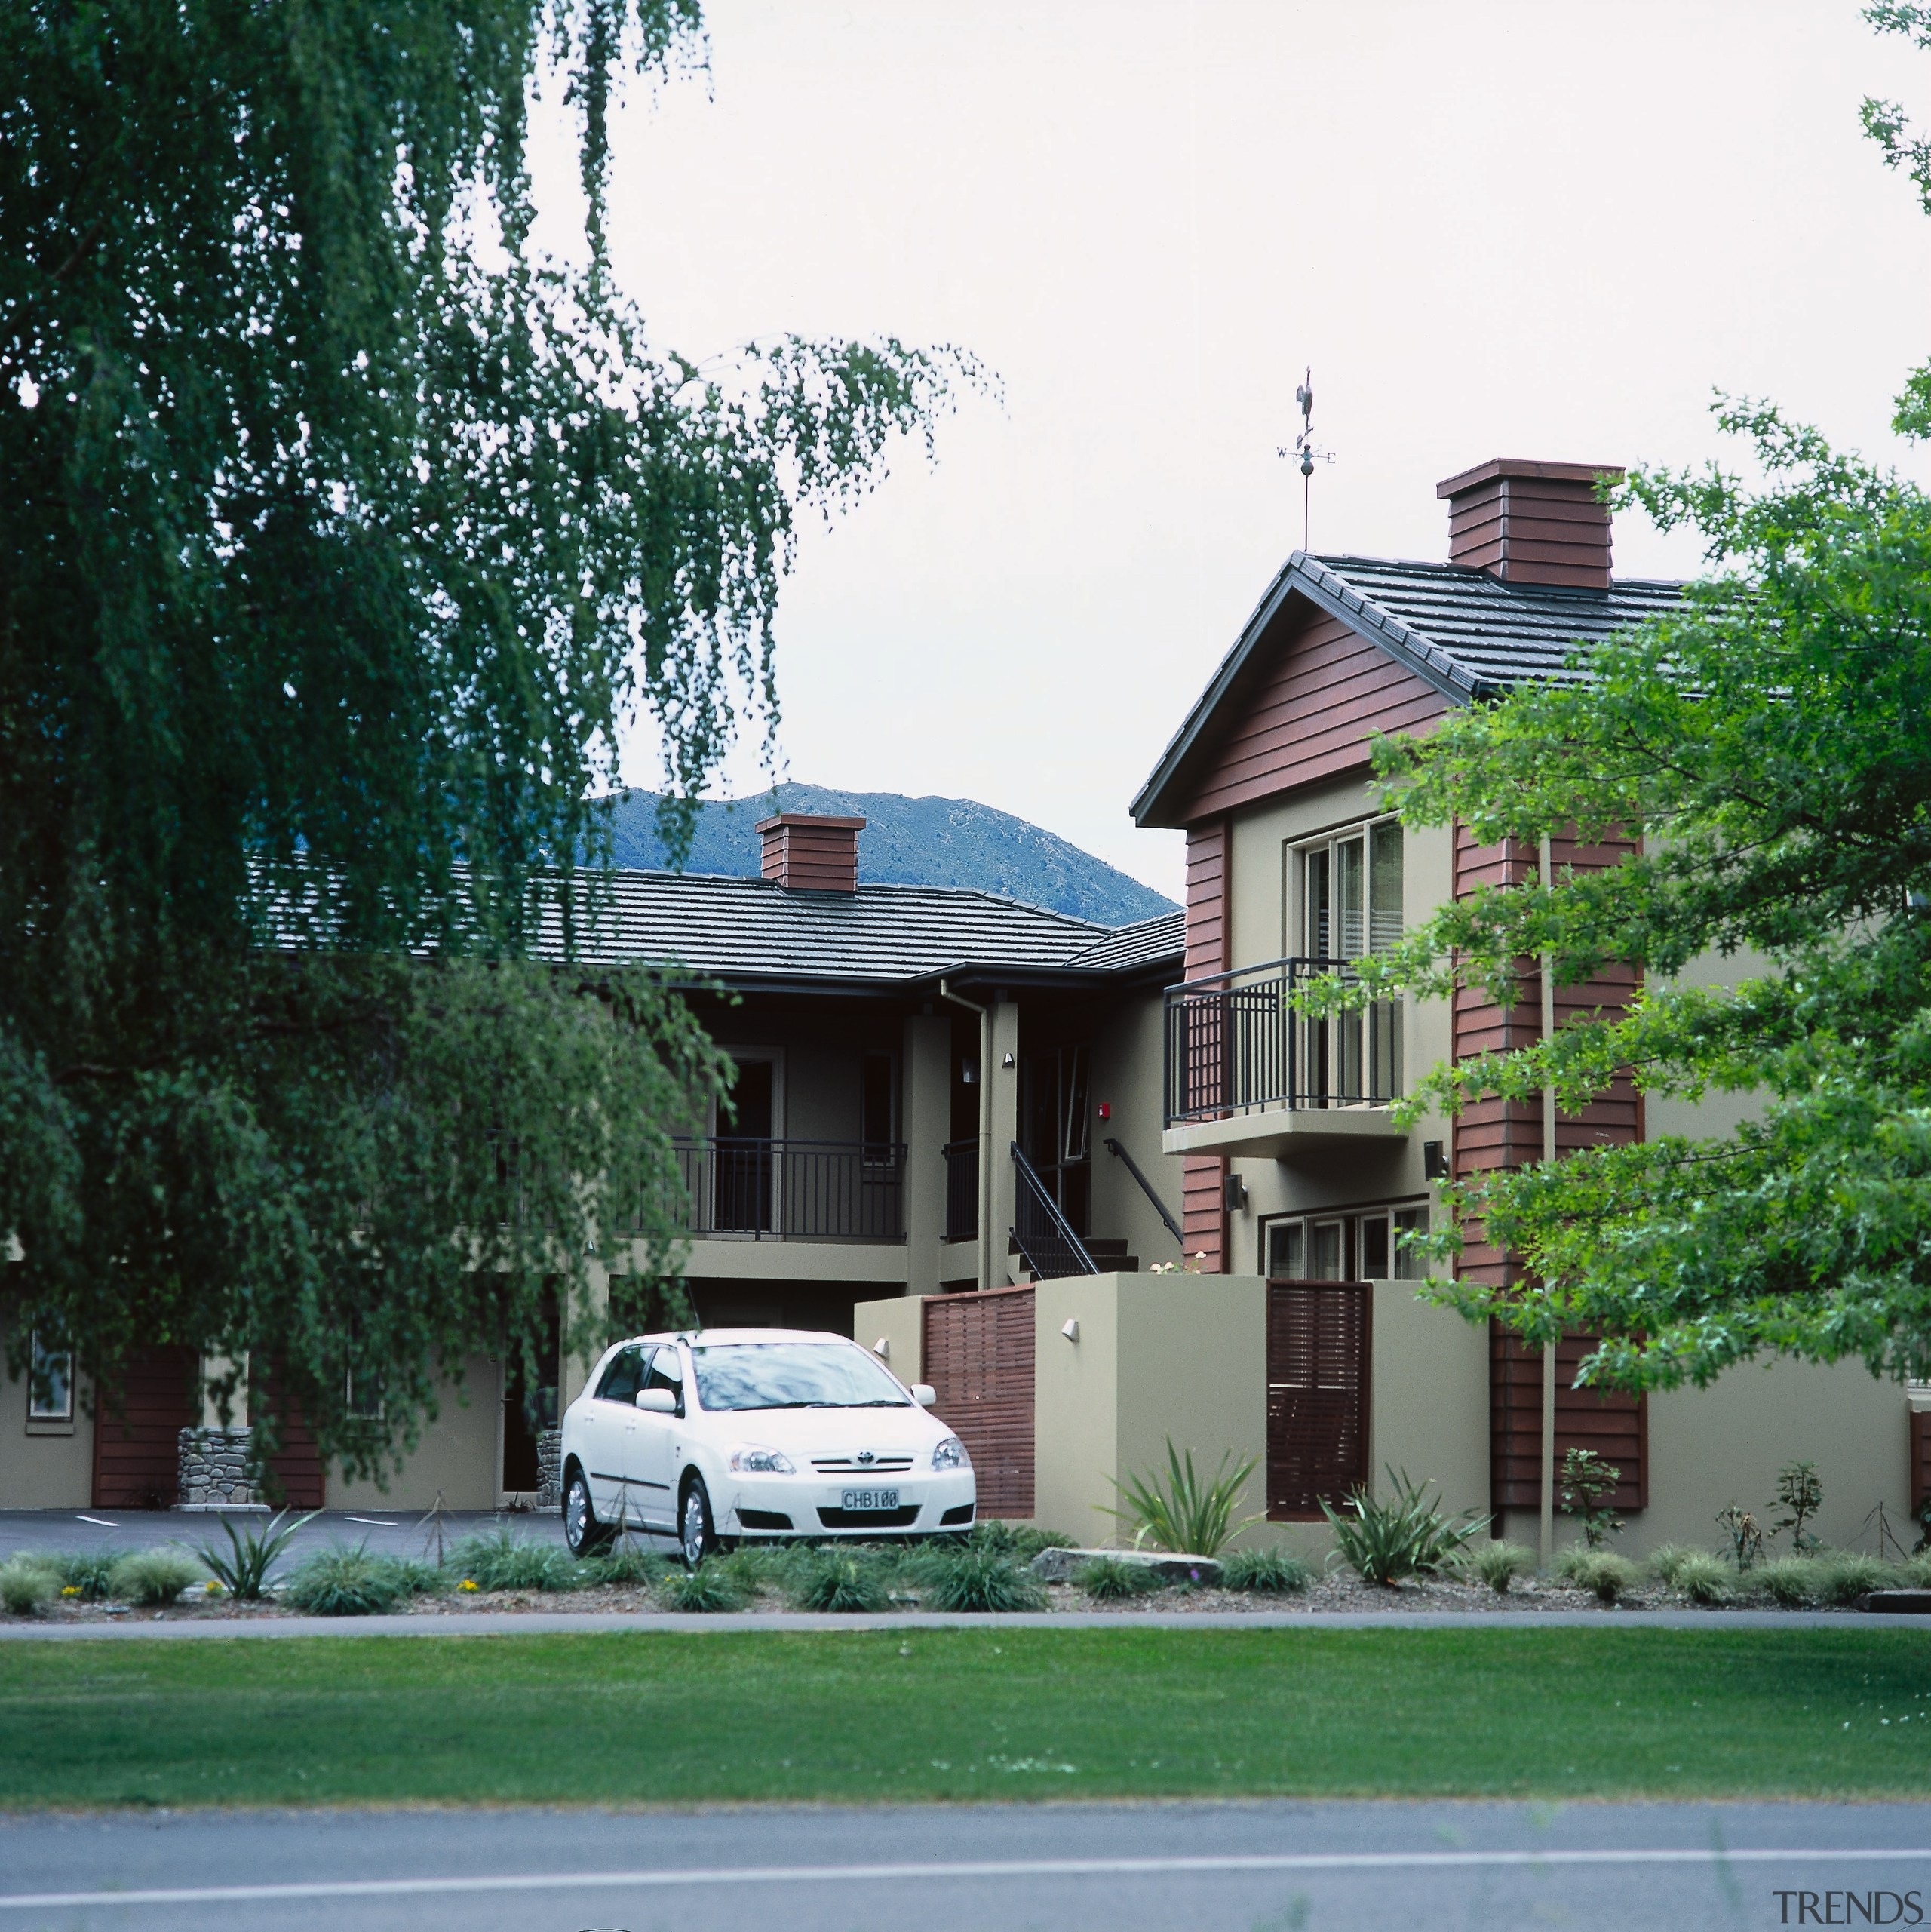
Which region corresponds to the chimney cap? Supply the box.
[1438,457,1624,499]
[752,812,866,833]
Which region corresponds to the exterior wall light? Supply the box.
[1061,1318,1079,1343]
[872,1337,891,1360]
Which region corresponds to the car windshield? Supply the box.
[689,1342,912,1413]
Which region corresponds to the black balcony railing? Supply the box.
[665,1138,906,1242]
[1163,956,1401,1127]
[941,1138,978,1242]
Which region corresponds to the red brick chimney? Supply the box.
[1437,458,1625,588]
[756,812,865,892]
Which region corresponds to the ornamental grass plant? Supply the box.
[45,1550,118,1602]
[1323,1470,1484,1587]
[916,1546,1047,1613]
[786,1550,890,1614]
[1813,1553,1901,1606]
[447,1528,581,1594]
[107,1548,203,1608]
[192,1510,315,1601]
[1219,1547,1315,1595]
[966,1520,1075,1559]
[590,1538,668,1589]
[1664,1551,1736,1606]
[1453,1541,1536,1597]
[1553,1547,1644,1605]
[655,1565,747,1614]
[0,1557,57,1617]
[1758,1556,1826,1608]
[1071,1556,1162,1602]
[284,1544,407,1617]
[1104,1439,1258,1559]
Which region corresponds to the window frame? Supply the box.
[1261,1198,1432,1282]
[26,1330,74,1428]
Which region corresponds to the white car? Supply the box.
[558,1328,976,1565]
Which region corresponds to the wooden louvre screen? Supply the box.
[1490,1325,1646,1513]
[1911,1408,1931,1516]
[1266,1282,1371,1520]
[92,1344,200,1509]
[923,1285,1035,1518]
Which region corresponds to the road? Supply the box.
[1,1800,1926,1930]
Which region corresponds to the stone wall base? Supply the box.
[536,1429,563,1510]
[177,1426,259,1507]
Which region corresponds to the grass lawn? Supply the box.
[2,1626,1929,1808]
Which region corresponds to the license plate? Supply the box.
[840,1488,900,1511]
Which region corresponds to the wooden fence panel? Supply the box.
[923,1286,1035,1519]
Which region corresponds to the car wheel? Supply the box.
[680,1474,719,1568]
[563,1468,611,1556]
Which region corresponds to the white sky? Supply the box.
[563,0,1931,901]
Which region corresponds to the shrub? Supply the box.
[192,1508,315,1601]
[786,1550,890,1614]
[0,1558,57,1617]
[655,1565,746,1613]
[917,1547,1047,1613]
[1899,1551,1931,1589]
[1647,1543,1705,1591]
[1770,1460,1825,1552]
[1072,1556,1162,1602]
[107,1547,203,1608]
[1220,1546,1316,1596]
[1667,1551,1736,1606]
[1104,1439,1258,1558]
[1813,1551,1901,1606]
[447,1528,580,1594]
[46,1550,118,1602]
[1553,1547,1642,1604]
[1717,1502,1764,1571]
[284,1544,407,1617]
[1558,1448,1625,1549]
[1322,1469,1484,1587]
[1758,1556,1825,1608]
[1454,1540,1536,1596]
[589,1538,668,1588]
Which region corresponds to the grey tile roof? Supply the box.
[1305,555,1684,694]
[1131,549,1684,826]
[542,871,1183,990]
[1058,909,1186,973]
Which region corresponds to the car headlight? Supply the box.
[932,1436,969,1471]
[729,1445,795,1474]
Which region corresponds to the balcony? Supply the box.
[664,1138,907,1243]
[1162,956,1408,1157]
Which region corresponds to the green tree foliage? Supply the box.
[1331,7,1931,1396]
[0,1,980,1475]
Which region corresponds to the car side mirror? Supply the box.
[634,1387,677,1414]
[911,1383,937,1408]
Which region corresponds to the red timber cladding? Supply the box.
[1911,1408,1931,1516]
[92,1345,199,1509]
[1490,1330,1647,1511]
[1451,822,1543,1292]
[923,1285,1035,1518]
[1182,820,1229,1270]
[253,1362,327,1508]
[1183,609,1449,822]
[1457,822,1649,1511]
[757,815,863,892]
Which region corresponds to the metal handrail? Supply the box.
[1162,954,1401,1126]
[1102,1136,1183,1246]
[1009,1140,1097,1279]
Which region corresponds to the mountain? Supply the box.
[597,784,1176,926]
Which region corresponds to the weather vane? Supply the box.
[1278,367,1335,552]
